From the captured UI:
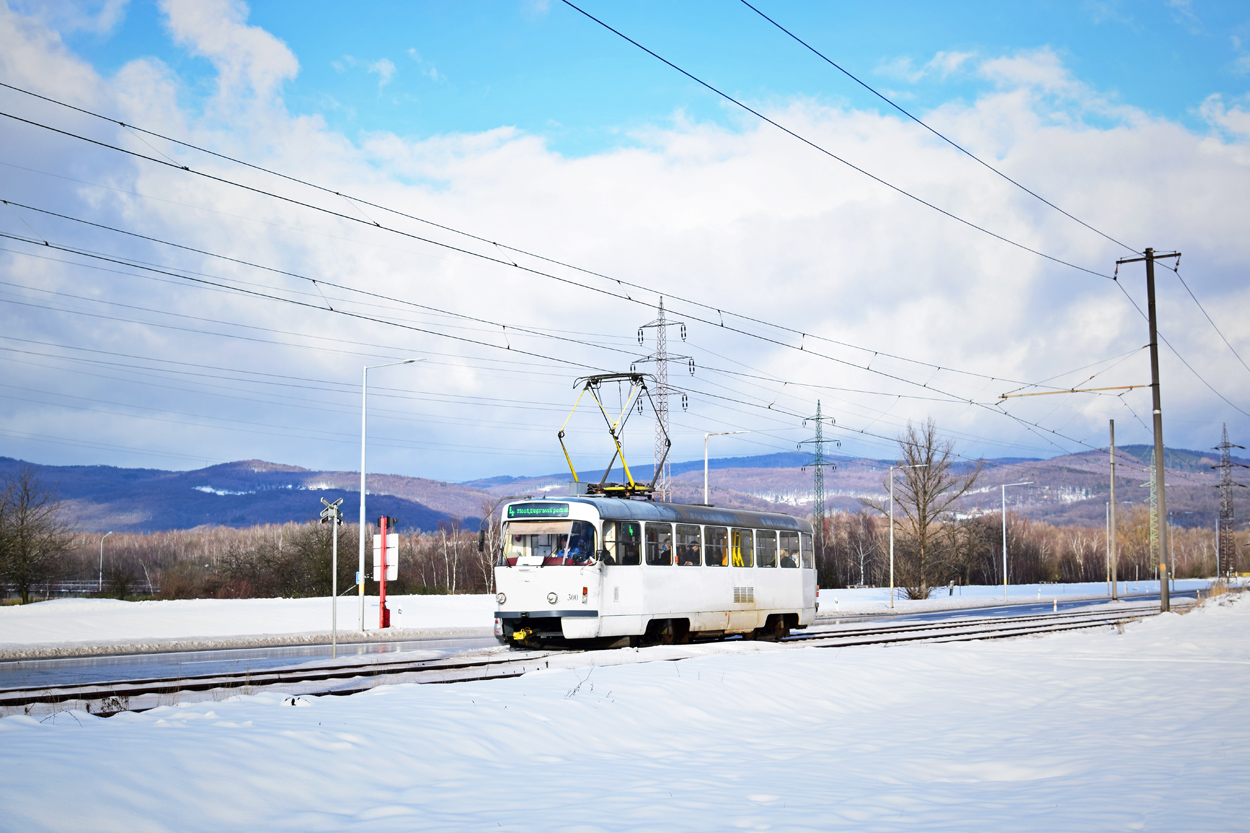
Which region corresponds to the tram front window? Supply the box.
[501,520,597,566]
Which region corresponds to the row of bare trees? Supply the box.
[813,505,1233,593]
[812,420,1239,596]
[56,519,494,601]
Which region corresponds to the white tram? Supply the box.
[493,496,818,647]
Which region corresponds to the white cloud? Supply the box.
[406,47,445,83]
[876,50,976,83]
[0,5,1247,478]
[367,57,395,89]
[159,0,298,104]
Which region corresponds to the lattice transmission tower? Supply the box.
[798,401,838,555]
[1212,423,1247,579]
[634,298,694,501]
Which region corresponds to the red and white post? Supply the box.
[379,515,391,629]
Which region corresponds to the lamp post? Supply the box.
[704,431,746,504]
[98,530,114,592]
[889,464,927,609]
[359,358,422,632]
[1001,481,1032,601]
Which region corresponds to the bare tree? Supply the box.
[0,466,77,603]
[863,419,981,598]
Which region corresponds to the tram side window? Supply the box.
[605,522,641,566]
[704,526,728,567]
[756,530,778,568]
[675,524,702,566]
[730,528,754,567]
[800,532,814,569]
[779,531,799,568]
[645,522,673,565]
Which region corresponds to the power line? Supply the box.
[1111,274,1250,418]
[737,0,1138,254]
[1156,258,1250,378]
[0,94,1188,464]
[0,80,1093,389]
[558,0,1113,280]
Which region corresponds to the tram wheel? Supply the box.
[762,616,790,642]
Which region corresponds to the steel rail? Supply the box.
[794,602,1165,644]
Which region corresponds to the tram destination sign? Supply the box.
[507,503,570,519]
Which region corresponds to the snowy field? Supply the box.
[0,588,1246,831]
[0,580,1213,659]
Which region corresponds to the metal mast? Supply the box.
[798,401,838,555]
[1148,447,1160,571]
[635,298,693,502]
[1212,423,1246,580]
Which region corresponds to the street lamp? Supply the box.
[889,464,927,609]
[359,358,423,632]
[1001,481,1032,601]
[704,431,746,504]
[98,530,114,592]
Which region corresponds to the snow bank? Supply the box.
[1,592,1245,831]
[0,595,496,658]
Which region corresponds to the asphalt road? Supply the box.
[1,589,1201,691]
[0,635,502,690]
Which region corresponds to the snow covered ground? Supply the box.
[0,587,1245,831]
[0,580,1212,659]
[0,594,497,658]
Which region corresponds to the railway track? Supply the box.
[0,601,1178,718]
[793,601,1170,648]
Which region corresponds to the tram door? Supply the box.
[728,528,757,630]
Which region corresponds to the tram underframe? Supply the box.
[498,613,799,649]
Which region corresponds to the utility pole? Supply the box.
[635,298,693,502]
[798,401,838,559]
[1109,420,1118,601]
[319,497,344,658]
[1116,247,1179,612]
[1001,481,1032,602]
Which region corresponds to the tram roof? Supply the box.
[505,496,813,532]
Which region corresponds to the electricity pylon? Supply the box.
[634,298,694,501]
[798,401,838,556]
[1212,423,1247,579]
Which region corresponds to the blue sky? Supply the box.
[1,0,1248,483]
[58,1,1250,154]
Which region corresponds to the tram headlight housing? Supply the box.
[496,592,506,605]
[547,592,558,605]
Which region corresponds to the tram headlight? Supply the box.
[547,592,558,605]
[496,592,506,605]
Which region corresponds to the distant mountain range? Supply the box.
[1,443,1245,534]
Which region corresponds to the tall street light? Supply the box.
[98,530,114,592]
[1001,481,1032,601]
[360,358,423,632]
[704,431,746,504]
[889,464,927,609]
